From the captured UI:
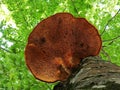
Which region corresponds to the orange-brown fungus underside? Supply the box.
[25,13,102,83]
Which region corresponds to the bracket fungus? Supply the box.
[25,13,102,83]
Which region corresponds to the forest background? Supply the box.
[0,0,120,90]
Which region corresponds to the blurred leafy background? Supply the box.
[0,0,120,90]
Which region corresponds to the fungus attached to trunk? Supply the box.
[25,13,102,83]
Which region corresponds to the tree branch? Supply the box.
[103,35,120,42]
[101,9,120,36]
[0,46,12,53]
[54,57,120,90]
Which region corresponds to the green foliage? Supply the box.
[0,0,120,89]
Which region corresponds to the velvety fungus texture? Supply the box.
[25,13,102,83]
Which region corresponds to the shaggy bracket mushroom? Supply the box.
[25,13,102,83]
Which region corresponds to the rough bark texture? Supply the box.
[53,56,120,90]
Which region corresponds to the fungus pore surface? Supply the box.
[25,13,102,83]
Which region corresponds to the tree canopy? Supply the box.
[0,0,120,89]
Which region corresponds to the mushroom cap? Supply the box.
[25,13,102,83]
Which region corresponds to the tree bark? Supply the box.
[53,56,120,90]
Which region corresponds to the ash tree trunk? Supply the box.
[53,56,120,90]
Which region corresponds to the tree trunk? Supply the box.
[53,56,120,90]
